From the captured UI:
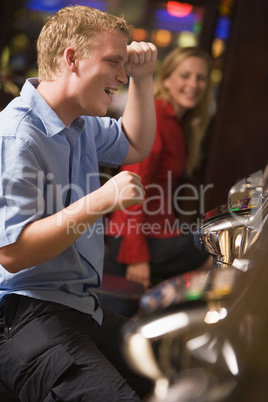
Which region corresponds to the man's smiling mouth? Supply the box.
[105,88,117,95]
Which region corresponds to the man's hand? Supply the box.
[101,170,145,212]
[125,41,158,79]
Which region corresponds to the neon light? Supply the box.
[25,0,107,13]
[215,16,231,40]
[167,1,193,18]
[133,29,147,42]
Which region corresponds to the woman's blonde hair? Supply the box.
[37,5,134,81]
[154,47,214,177]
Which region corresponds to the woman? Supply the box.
[105,46,214,289]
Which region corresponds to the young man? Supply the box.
[0,6,157,401]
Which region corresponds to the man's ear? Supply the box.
[64,47,77,72]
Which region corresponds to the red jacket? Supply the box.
[106,99,187,264]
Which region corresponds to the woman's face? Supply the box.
[163,56,209,118]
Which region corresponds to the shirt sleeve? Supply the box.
[92,117,129,168]
[0,137,45,246]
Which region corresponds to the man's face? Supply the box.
[73,30,129,117]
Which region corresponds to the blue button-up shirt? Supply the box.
[0,78,129,323]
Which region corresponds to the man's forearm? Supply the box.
[122,75,156,164]
[0,192,105,273]
[0,171,145,273]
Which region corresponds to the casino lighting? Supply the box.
[177,31,197,47]
[152,29,172,47]
[212,38,226,58]
[133,29,147,42]
[167,1,193,18]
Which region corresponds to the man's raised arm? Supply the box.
[121,41,158,165]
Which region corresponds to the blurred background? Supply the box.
[0,0,267,213]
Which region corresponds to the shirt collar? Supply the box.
[20,78,84,138]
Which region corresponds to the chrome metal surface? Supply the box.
[122,168,268,401]
[194,171,268,265]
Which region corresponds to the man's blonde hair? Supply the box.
[154,47,214,177]
[37,5,134,80]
